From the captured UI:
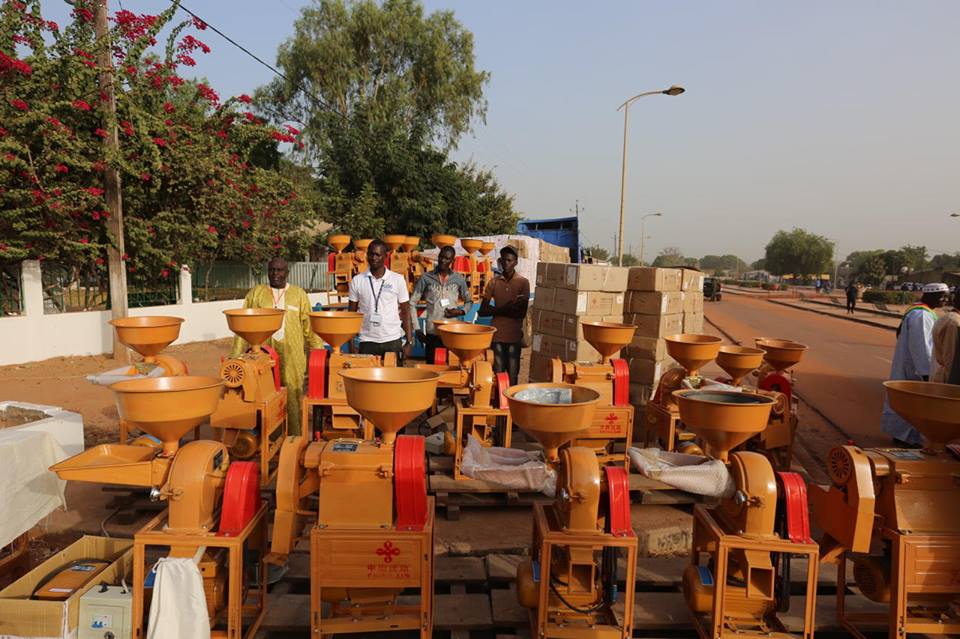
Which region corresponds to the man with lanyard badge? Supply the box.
[411,245,472,364]
[348,239,414,362]
[880,282,948,447]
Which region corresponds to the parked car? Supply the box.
[704,277,722,301]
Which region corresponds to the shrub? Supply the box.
[862,290,917,305]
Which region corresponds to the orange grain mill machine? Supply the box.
[303,310,397,439]
[51,376,267,639]
[676,389,819,639]
[109,316,189,444]
[456,238,493,299]
[750,338,807,468]
[432,323,512,479]
[810,381,960,639]
[268,367,440,638]
[550,321,637,467]
[210,309,287,486]
[646,333,723,455]
[328,233,353,295]
[384,234,414,293]
[508,383,638,638]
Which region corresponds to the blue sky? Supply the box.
[38,1,960,261]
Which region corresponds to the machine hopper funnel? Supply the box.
[402,237,420,252]
[432,234,457,248]
[328,234,351,253]
[355,239,373,252]
[114,376,224,456]
[883,381,960,451]
[224,308,284,353]
[716,346,765,386]
[755,338,807,372]
[665,334,723,377]
[504,383,600,464]
[673,389,776,462]
[461,239,483,254]
[436,324,497,366]
[340,368,440,446]
[581,322,636,362]
[110,316,184,362]
[479,242,495,256]
[383,235,407,251]
[309,311,363,349]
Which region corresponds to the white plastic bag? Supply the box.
[460,435,556,496]
[628,447,735,498]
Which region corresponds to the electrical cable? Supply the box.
[548,576,606,615]
[172,1,344,119]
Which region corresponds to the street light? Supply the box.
[639,213,662,266]
[616,85,685,266]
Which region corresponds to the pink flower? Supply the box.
[94,128,108,138]
[284,124,301,135]
[46,117,62,127]
[72,99,91,111]
[140,172,151,182]
[242,220,251,229]
[79,237,90,244]
[152,137,167,147]
[176,54,196,67]
[10,98,28,111]
[196,83,219,104]
[55,164,69,174]
[244,111,256,122]
[85,187,105,196]
[192,16,208,30]
[95,257,105,265]
[207,225,217,234]
[237,94,252,104]
[163,102,175,113]
[160,268,170,278]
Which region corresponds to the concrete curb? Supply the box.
[765,298,897,331]
[800,296,902,319]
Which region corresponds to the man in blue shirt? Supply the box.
[411,245,472,363]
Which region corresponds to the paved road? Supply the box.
[704,293,897,448]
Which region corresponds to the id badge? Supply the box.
[440,298,451,308]
[370,312,382,326]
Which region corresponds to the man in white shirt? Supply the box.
[348,239,414,361]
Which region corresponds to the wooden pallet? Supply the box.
[256,554,893,638]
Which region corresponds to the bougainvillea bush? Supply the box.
[0,0,315,293]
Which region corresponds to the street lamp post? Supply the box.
[638,213,662,266]
[616,85,685,266]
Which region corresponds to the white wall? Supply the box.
[0,261,330,366]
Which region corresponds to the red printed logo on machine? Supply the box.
[376,541,401,563]
[599,412,622,434]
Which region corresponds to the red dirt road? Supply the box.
[705,293,897,448]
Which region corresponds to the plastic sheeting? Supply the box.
[628,447,735,498]
[460,436,556,496]
[85,364,165,386]
[513,387,572,404]
[0,430,67,549]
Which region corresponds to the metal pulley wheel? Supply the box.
[827,447,854,486]
[220,360,246,388]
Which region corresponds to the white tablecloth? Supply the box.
[0,429,67,549]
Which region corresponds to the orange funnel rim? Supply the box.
[109,316,184,359]
[402,237,420,251]
[328,234,351,252]
[383,234,407,251]
[308,311,363,348]
[755,338,808,371]
[716,345,765,383]
[673,389,776,461]
[503,383,601,462]
[883,380,960,448]
[338,367,440,444]
[581,321,636,360]
[436,323,497,364]
[223,308,285,349]
[432,234,457,248]
[664,333,724,375]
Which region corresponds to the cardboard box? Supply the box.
[628,357,664,384]
[535,261,549,287]
[532,333,600,362]
[625,335,667,361]
[554,289,624,316]
[535,311,625,341]
[682,291,705,314]
[627,267,682,292]
[0,536,133,638]
[532,286,555,310]
[626,312,683,338]
[625,291,683,315]
[684,312,705,333]
[558,264,629,292]
[681,268,705,292]
[528,352,554,382]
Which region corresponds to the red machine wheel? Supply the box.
[394,435,427,531]
[611,358,630,407]
[219,461,260,536]
[494,372,510,408]
[759,373,793,404]
[776,471,812,544]
[604,466,633,537]
[307,348,328,399]
[434,347,448,366]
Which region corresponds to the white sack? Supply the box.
[460,435,556,496]
[628,447,735,498]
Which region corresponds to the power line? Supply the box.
[174,1,344,119]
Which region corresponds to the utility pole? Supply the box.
[95,0,128,359]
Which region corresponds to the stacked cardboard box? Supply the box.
[529,263,628,381]
[622,266,707,410]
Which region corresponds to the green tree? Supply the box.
[750,258,767,271]
[259,0,514,241]
[652,246,686,268]
[613,253,639,266]
[582,245,610,261]
[764,229,833,277]
[899,245,928,272]
[930,252,960,270]
[699,254,747,275]
[848,250,887,286]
